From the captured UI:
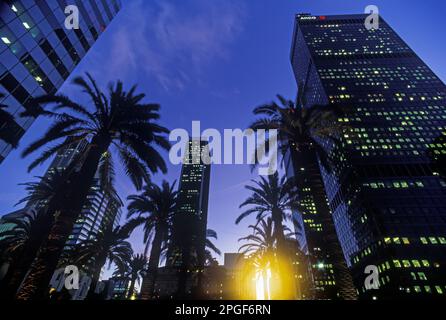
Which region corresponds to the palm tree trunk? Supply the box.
[16,137,109,300]
[85,253,108,300]
[127,276,137,300]
[271,208,296,299]
[271,208,286,248]
[0,214,54,299]
[1,254,37,299]
[0,260,16,299]
[140,227,163,300]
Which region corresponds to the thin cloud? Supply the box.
[105,0,246,91]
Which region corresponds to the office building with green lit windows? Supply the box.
[290,14,446,299]
[0,0,121,164]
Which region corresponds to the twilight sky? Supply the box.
[0,0,445,268]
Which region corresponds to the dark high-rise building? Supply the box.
[167,140,211,269]
[141,140,211,299]
[141,140,212,299]
[0,0,121,163]
[285,145,357,300]
[290,13,446,299]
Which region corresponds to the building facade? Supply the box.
[290,13,446,299]
[0,0,121,163]
[167,140,211,269]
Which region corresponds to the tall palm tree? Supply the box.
[236,173,298,252]
[17,74,170,300]
[69,221,138,299]
[124,254,148,300]
[239,220,275,300]
[127,180,177,300]
[249,91,357,300]
[0,92,18,148]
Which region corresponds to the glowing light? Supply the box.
[255,268,272,300]
[1,37,11,45]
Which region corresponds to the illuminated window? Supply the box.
[1,37,11,44]
[412,260,421,268]
[418,272,427,281]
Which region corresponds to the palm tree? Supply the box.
[0,209,50,298]
[236,173,298,252]
[249,91,357,300]
[239,218,278,256]
[0,92,18,148]
[249,91,344,172]
[239,218,298,300]
[195,229,221,296]
[16,74,170,300]
[124,254,148,300]
[127,180,177,300]
[69,221,138,299]
[204,229,222,264]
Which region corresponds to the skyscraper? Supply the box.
[290,13,446,299]
[0,0,121,163]
[155,140,211,298]
[168,140,211,269]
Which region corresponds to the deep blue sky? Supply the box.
[1,0,445,268]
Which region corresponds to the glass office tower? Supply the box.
[0,0,121,163]
[291,14,446,299]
